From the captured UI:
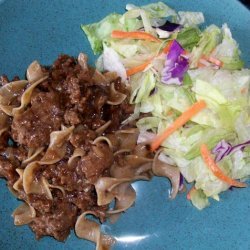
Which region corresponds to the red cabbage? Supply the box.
[179,173,184,191]
[212,140,232,162]
[212,139,250,162]
[158,21,182,32]
[161,40,189,85]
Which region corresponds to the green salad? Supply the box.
[82,2,250,210]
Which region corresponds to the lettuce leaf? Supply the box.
[82,12,142,54]
[190,188,210,210]
[130,71,156,104]
[213,24,244,70]
[190,25,222,68]
[176,11,205,27]
[126,2,176,18]
[176,27,201,51]
[102,46,127,81]
[81,14,123,54]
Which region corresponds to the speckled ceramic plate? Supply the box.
[0,0,250,249]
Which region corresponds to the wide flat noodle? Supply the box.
[22,147,44,166]
[111,155,152,179]
[39,125,74,164]
[107,82,127,105]
[115,128,139,150]
[124,155,152,168]
[95,120,111,135]
[103,72,118,83]
[13,168,24,192]
[113,149,131,157]
[108,183,136,223]
[22,126,74,198]
[95,177,129,206]
[95,176,148,206]
[12,76,48,115]
[93,136,113,151]
[0,110,10,136]
[68,148,86,166]
[26,60,46,83]
[75,211,115,250]
[132,144,152,157]
[152,150,180,199]
[0,105,15,116]
[0,80,28,115]
[111,161,152,179]
[48,183,65,196]
[92,69,109,85]
[78,53,89,72]
[22,162,53,199]
[12,202,36,225]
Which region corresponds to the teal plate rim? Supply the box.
[0,1,250,249]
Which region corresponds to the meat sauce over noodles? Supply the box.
[0,53,180,249]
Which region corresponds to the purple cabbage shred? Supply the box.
[161,40,189,85]
[179,173,184,191]
[158,20,182,32]
[212,139,250,162]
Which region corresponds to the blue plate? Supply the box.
[0,1,250,249]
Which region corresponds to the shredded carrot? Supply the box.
[150,100,207,151]
[162,40,174,54]
[207,56,223,67]
[200,55,209,61]
[126,59,152,76]
[182,50,189,56]
[187,186,196,200]
[126,40,174,76]
[241,87,248,94]
[166,110,173,116]
[200,144,247,188]
[199,54,223,68]
[197,61,206,68]
[111,30,161,42]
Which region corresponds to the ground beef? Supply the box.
[0,146,28,167]
[0,156,18,185]
[69,125,96,149]
[30,199,78,241]
[64,108,81,125]
[76,143,113,183]
[11,91,63,148]
[28,194,53,213]
[42,161,82,191]
[0,54,135,242]
[0,132,10,150]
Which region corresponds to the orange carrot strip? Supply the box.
[111,30,161,42]
[200,54,223,68]
[126,59,152,76]
[166,110,173,116]
[126,40,174,76]
[241,87,248,94]
[150,100,207,151]
[162,40,188,55]
[207,56,224,67]
[182,50,189,56]
[200,144,247,188]
[197,61,206,68]
[162,40,174,54]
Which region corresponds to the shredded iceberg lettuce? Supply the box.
[190,25,222,68]
[81,2,250,210]
[176,11,205,27]
[213,24,244,70]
